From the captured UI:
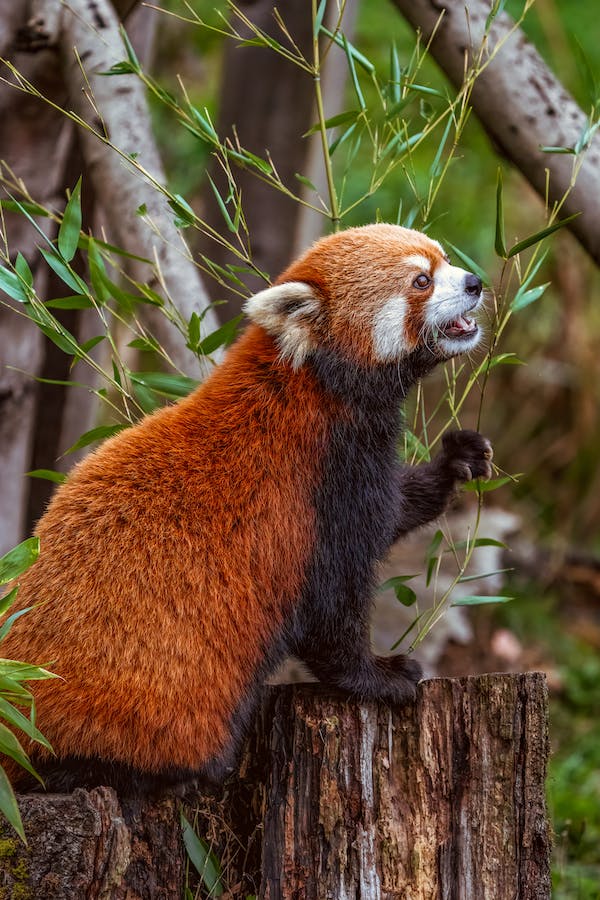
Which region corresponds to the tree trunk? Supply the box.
[255,676,550,899]
[2,674,550,898]
[198,0,358,318]
[0,787,184,899]
[390,0,600,267]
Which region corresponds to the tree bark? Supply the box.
[0,787,184,898]
[390,0,600,267]
[3,675,548,898]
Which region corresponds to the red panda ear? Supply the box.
[244,282,320,368]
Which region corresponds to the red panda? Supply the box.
[2,224,492,794]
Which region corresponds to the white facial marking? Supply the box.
[244,281,319,368]
[372,295,408,361]
[425,261,483,357]
[405,254,431,274]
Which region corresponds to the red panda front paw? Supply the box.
[440,429,493,483]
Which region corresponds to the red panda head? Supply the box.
[244,223,483,368]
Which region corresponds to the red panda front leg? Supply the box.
[296,624,423,704]
[393,430,493,541]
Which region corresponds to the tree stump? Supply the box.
[0,674,550,899]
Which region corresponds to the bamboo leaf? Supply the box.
[26,469,67,485]
[462,475,515,493]
[198,316,243,356]
[64,424,129,455]
[451,595,513,606]
[458,568,513,583]
[507,213,580,258]
[0,723,43,784]
[446,243,491,287]
[129,372,199,398]
[58,177,82,262]
[0,267,28,302]
[389,42,401,104]
[495,168,507,258]
[14,254,33,288]
[425,530,443,587]
[0,539,40,585]
[511,282,550,312]
[303,109,359,137]
[342,33,366,110]
[40,249,87,294]
[45,295,94,310]
[181,812,224,896]
[0,764,26,842]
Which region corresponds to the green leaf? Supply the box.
[181,812,224,896]
[319,27,375,74]
[0,267,28,302]
[198,316,242,356]
[129,372,199,398]
[451,595,513,606]
[64,424,129,455]
[539,145,576,155]
[26,469,67,485]
[294,173,318,192]
[0,699,52,752]
[495,168,507,258]
[425,529,443,587]
[127,337,160,353]
[0,588,18,619]
[187,312,201,351]
[40,249,87,294]
[446,243,491,287]
[15,254,33,288]
[379,576,419,605]
[389,42,401,105]
[511,282,550,312]
[380,130,424,161]
[0,723,43,784]
[458,567,512,583]
[487,353,525,369]
[448,537,508,552]
[120,23,140,69]
[402,430,430,463]
[0,539,40,586]
[506,213,580,258]
[462,475,516,493]
[342,33,366,110]
[168,194,196,229]
[0,764,26,842]
[0,607,35,643]
[100,60,138,76]
[78,335,106,355]
[206,175,237,234]
[58,177,82,262]
[303,109,359,137]
[45,295,94,310]
[313,0,327,38]
[0,661,58,683]
[0,199,49,217]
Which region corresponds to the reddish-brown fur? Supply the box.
[2,327,341,776]
[1,223,482,788]
[278,224,445,360]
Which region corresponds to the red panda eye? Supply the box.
[413,273,431,289]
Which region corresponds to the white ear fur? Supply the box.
[244,282,320,368]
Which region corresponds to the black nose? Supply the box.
[464,273,482,297]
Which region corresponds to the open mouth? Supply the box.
[441,315,478,340]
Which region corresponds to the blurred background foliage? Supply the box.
[148,2,600,895]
